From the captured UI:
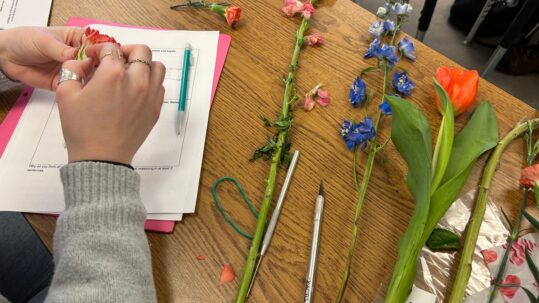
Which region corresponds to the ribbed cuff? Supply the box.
[58,162,146,232]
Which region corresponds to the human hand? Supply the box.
[0,26,84,90]
[56,43,166,165]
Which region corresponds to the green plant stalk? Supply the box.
[335,64,388,303]
[234,14,313,303]
[448,118,539,303]
[488,189,529,302]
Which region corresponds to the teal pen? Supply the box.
[177,43,191,135]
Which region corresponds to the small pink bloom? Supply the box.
[316,89,330,107]
[306,33,324,46]
[302,0,315,19]
[499,275,520,299]
[481,249,498,264]
[283,0,304,17]
[304,93,315,111]
[220,263,235,284]
[520,164,539,188]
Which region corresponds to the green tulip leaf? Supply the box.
[424,101,499,238]
[426,228,460,251]
[431,78,454,194]
[384,95,432,302]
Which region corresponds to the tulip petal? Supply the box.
[220,263,235,284]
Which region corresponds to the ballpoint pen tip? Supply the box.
[319,181,324,196]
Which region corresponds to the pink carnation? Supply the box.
[306,33,324,46]
[520,164,539,188]
[283,0,304,17]
[302,0,315,19]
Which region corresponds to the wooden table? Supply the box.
[0,0,536,302]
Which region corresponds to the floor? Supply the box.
[355,0,539,110]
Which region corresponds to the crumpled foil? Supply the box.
[414,189,510,302]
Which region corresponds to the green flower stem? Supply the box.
[234,10,315,302]
[448,118,539,303]
[336,64,388,303]
[488,189,529,302]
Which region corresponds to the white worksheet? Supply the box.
[0,0,52,28]
[0,24,219,216]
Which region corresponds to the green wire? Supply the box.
[211,176,258,240]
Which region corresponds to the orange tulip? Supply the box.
[435,66,479,116]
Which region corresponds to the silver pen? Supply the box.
[304,181,325,303]
[246,150,300,298]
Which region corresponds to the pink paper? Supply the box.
[0,18,231,233]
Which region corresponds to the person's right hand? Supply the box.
[55,43,166,165]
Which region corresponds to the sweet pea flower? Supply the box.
[306,33,324,46]
[349,77,367,107]
[392,71,415,96]
[394,3,413,16]
[304,83,329,111]
[283,0,304,17]
[304,94,316,111]
[435,66,479,116]
[398,36,416,61]
[302,0,315,19]
[316,89,330,107]
[369,20,386,37]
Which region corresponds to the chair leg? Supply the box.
[416,0,438,42]
[482,0,539,77]
[464,0,496,45]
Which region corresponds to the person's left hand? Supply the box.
[0,26,84,90]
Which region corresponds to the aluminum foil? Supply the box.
[414,189,510,302]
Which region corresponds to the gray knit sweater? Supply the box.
[1,162,157,302]
[48,162,157,302]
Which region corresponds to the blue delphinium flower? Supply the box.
[340,118,376,151]
[379,94,400,115]
[384,20,395,33]
[393,3,413,16]
[368,20,385,37]
[398,37,416,61]
[349,77,367,107]
[379,44,399,69]
[364,38,382,59]
[379,100,392,115]
[392,71,415,96]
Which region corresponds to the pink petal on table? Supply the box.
[316,89,330,107]
[304,94,315,111]
[220,263,235,284]
[196,255,206,261]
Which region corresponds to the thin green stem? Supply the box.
[448,118,539,303]
[235,12,314,303]
[335,64,388,303]
[488,126,535,302]
[353,147,360,190]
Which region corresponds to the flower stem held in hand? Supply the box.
[448,118,539,303]
[335,64,388,303]
[235,4,316,302]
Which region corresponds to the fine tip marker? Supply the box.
[177,43,191,135]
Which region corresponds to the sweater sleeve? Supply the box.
[45,162,156,303]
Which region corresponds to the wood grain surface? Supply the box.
[0,0,536,302]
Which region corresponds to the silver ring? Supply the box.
[57,68,83,86]
[128,59,152,71]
